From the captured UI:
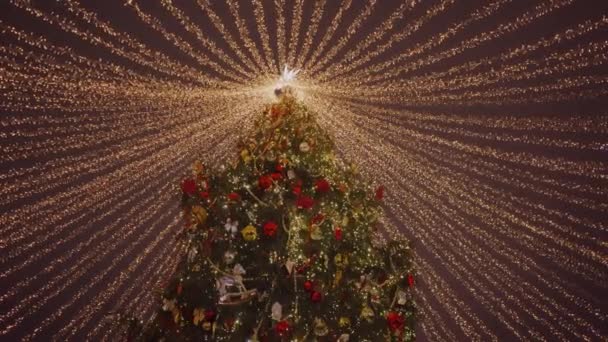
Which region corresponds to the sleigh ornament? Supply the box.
[216,274,257,306]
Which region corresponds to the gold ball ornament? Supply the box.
[310,224,323,240]
[202,321,213,331]
[241,225,258,241]
[193,307,205,325]
[240,149,252,163]
[333,269,343,288]
[360,305,375,322]
[341,216,349,227]
[370,286,381,304]
[334,253,349,268]
[278,155,289,166]
[192,160,204,175]
[338,316,351,328]
[191,205,208,225]
[313,318,329,336]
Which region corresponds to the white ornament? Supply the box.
[224,218,238,237]
[224,250,236,264]
[233,263,246,276]
[287,169,296,180]
[357,274,371,291]
[219,294,230,303]
[299,141,310,153]
[265,149,276,162]
[162,298,176,312]
[284,260,295,275]
[187,247,198,263]
[217,276,236,296]
[337,334,350,342]
[370,286,381,304]
[271,302,282,321]
[397,290,408,305]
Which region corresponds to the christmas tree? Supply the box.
[125,87,416,341]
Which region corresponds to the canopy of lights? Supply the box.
[1,0,607,340]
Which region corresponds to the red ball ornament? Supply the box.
[292,185,302,196]
[258,175,273,190]
[375,185,385,200]
[223,316,235,330]
[311,213,325,225]
[271,172,282,180]
[200,191,210,199]
[263,221,278,237]
[303,280,314,292]
[296,195,314,209]
[407,273,415,288]
[204,309,216,321]
[315,178,331,193]
[310,291,322,302]
[334,227,343,241]
[181,178,197,195]
[275,320,290,336]
[275,163,285,172]
[387,311,405,331]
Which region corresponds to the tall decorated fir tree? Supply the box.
[126,88,416,341]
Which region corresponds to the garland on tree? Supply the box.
[122,95,416,341]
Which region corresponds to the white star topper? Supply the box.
[279,65,300,83]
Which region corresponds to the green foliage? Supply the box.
[127,97,416,341]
